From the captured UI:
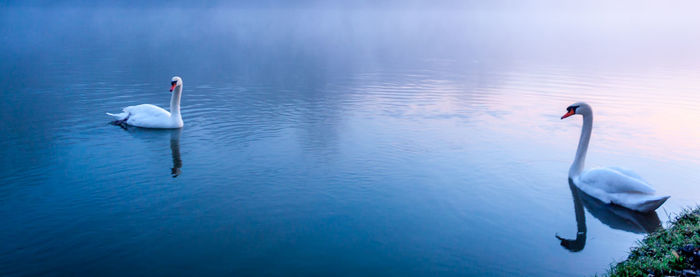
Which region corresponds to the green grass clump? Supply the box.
[607,207,700,277]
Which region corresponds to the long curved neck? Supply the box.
[170,85,182,117]
[569,112,592,178]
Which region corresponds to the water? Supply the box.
[2,3,700,276]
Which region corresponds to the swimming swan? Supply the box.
[107,76,184,129]
[561,102,669,212]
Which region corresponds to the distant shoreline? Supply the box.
[606,207,700,276]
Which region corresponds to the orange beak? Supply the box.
[170,83,176,92]
[561,110,575,119]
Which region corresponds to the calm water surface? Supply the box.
[1,5,700,276]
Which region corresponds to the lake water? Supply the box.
[2,4,700,276]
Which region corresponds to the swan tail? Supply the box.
[106,112,128,120]
[629,195,670,213]
[107,112,131,129]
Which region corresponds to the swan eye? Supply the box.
[171,81,177,85]
[567,105,580,112]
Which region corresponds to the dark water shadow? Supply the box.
[113,125,183,178]
[169,129,182,178]
[556,179,662,252]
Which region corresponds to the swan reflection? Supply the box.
[556,179,662,252]
[116,126,183,178]
[170,129,182,178]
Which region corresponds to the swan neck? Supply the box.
[170,85,182,117]
[569,113,592,178]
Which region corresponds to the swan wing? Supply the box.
[575,167,669,212]
[574,179,670,212]
[579,167,656,194]
[123,104,173,128]
[607,167,646,182]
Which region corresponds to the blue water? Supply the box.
[2,4,700,276]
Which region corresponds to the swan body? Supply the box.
[561,102,669,212]
[107,76,184,129]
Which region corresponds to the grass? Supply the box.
[606,207,700,277]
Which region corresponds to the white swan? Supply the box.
[107,76,184,129]
[561,102,669,212]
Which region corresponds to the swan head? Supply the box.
[170,76,183,92]
[561,102,592,119]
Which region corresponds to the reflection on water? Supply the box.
[170,129,182,178]
[119,126,183,178]
[556,181,588,252]
[557,179,662,252]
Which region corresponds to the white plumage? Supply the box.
[562,102,669,212]
[107,76,184,129]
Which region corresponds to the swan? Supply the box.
[107,76,184,129]
[561,102,669,212]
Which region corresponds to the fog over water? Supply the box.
[1,1,700,276]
